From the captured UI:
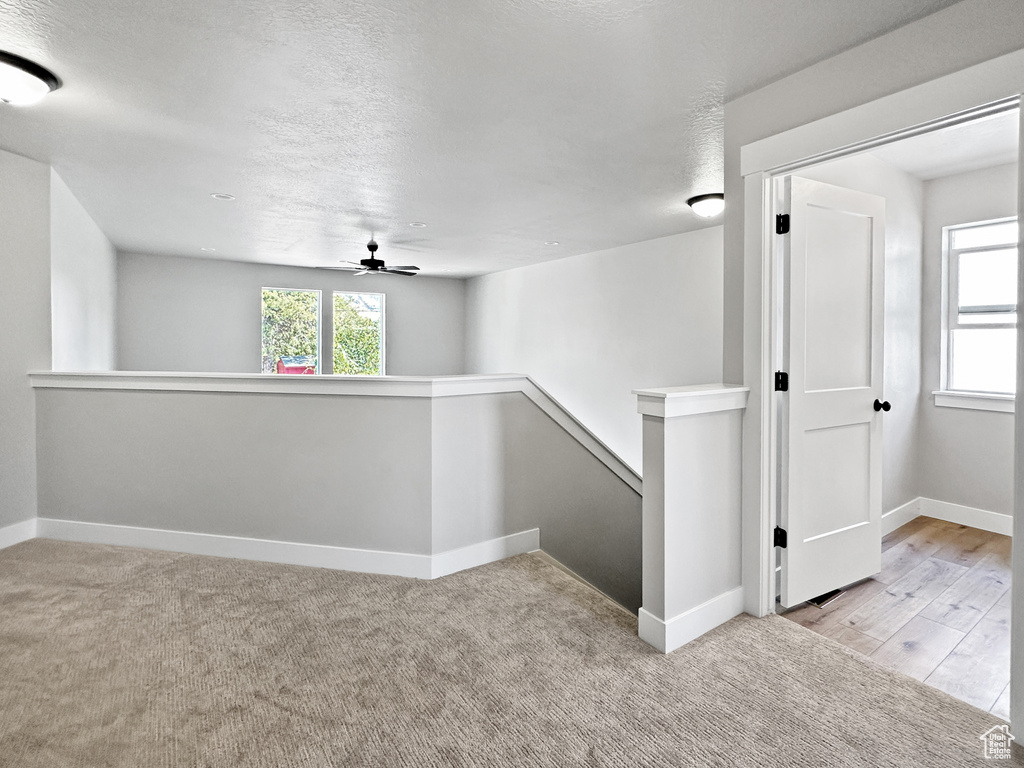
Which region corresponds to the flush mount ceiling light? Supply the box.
[409,222,427,228]
[687,193,725,218]
[544,241,560,246]
[0,50,61,106]
[210,193,235,201]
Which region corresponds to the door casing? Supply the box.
[741,95,1021,619]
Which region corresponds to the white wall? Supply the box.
[919,162,1018,514]
[0,150,52,528]
[464,227,723,472]
[117,253,467,375]
[50,170,117,371]
[793,154,924,514]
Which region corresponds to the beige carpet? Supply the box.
[0,539,1019,767]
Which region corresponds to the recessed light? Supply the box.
[409,222,427,228]
[210,193,235,201]
[0,51,61,106]
[687,193,725,218]
[544,241,560,246]
[200,247,216,252]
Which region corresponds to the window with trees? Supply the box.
[943,218,1019,395]
[261,288,320,374]
[333,292,384,375]
[261,288,384,375]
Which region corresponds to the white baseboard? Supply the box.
[638,587,745,654]
[0,518,37,550]
[431,529,539,578]
[918,498,1013,537]
[881,497,1013,537]
[35,518,540,580]
[882,498,922,536]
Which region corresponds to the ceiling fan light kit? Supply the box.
[687,193,725,218]
[0,50,61,106]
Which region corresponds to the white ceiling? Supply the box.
[0,0,964,275]
[868,108,1019,180]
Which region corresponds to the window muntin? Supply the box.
[944,218,1019,395]
[261,288,321,374]
[333,292,384,376]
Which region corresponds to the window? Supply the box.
[943,218,1019,395]
[262,288,321,374]
[261,288,384,375]
[333,292,384,375]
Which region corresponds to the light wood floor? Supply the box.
[781,516,1011,719]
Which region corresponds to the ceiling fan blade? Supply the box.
[354,270,369,275]
[317,266,362,271]
[387,266,419,271]
[382,269,417,276]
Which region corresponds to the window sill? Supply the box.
[932,390,1014,413]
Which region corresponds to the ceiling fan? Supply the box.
[322,239,420,276]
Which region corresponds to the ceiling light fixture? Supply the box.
[0,50,61,106]
[409,222,427,228]
[686,193,725,218]
[210,193,235,201]
[200,247,216,252]
[544,241,560,246]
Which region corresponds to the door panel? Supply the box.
[801,423,872,540]
[779,176,886,609]
[804,205,874,391]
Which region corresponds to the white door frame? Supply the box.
[738,52,1024,728]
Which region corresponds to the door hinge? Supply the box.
[774,371,789,392]
[774,526,788,549]
[776,213,790,235]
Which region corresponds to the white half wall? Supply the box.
[117,252,467,375]
[0,150,51,529]
[464,227,724,472]
[50,170,117,371]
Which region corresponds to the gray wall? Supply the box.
[50,170,117,371]
[36,386,642,610]
[117,252,467,375]
[464,227,724,472]
[431,393,641,610]
[36,388,435,553]
[794,154,925,514]
[919,162,1017,514]
[0,150,52,528]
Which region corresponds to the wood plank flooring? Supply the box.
[780,516,1011,719]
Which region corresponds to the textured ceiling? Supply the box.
[0,0,964,275]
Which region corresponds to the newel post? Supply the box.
[634,384,750,653]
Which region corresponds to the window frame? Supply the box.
[938,216,1019,402]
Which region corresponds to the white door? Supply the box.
[778,176,886,609]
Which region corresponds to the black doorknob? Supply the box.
[873,399,891,412]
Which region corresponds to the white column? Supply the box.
[635,384,750,653]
